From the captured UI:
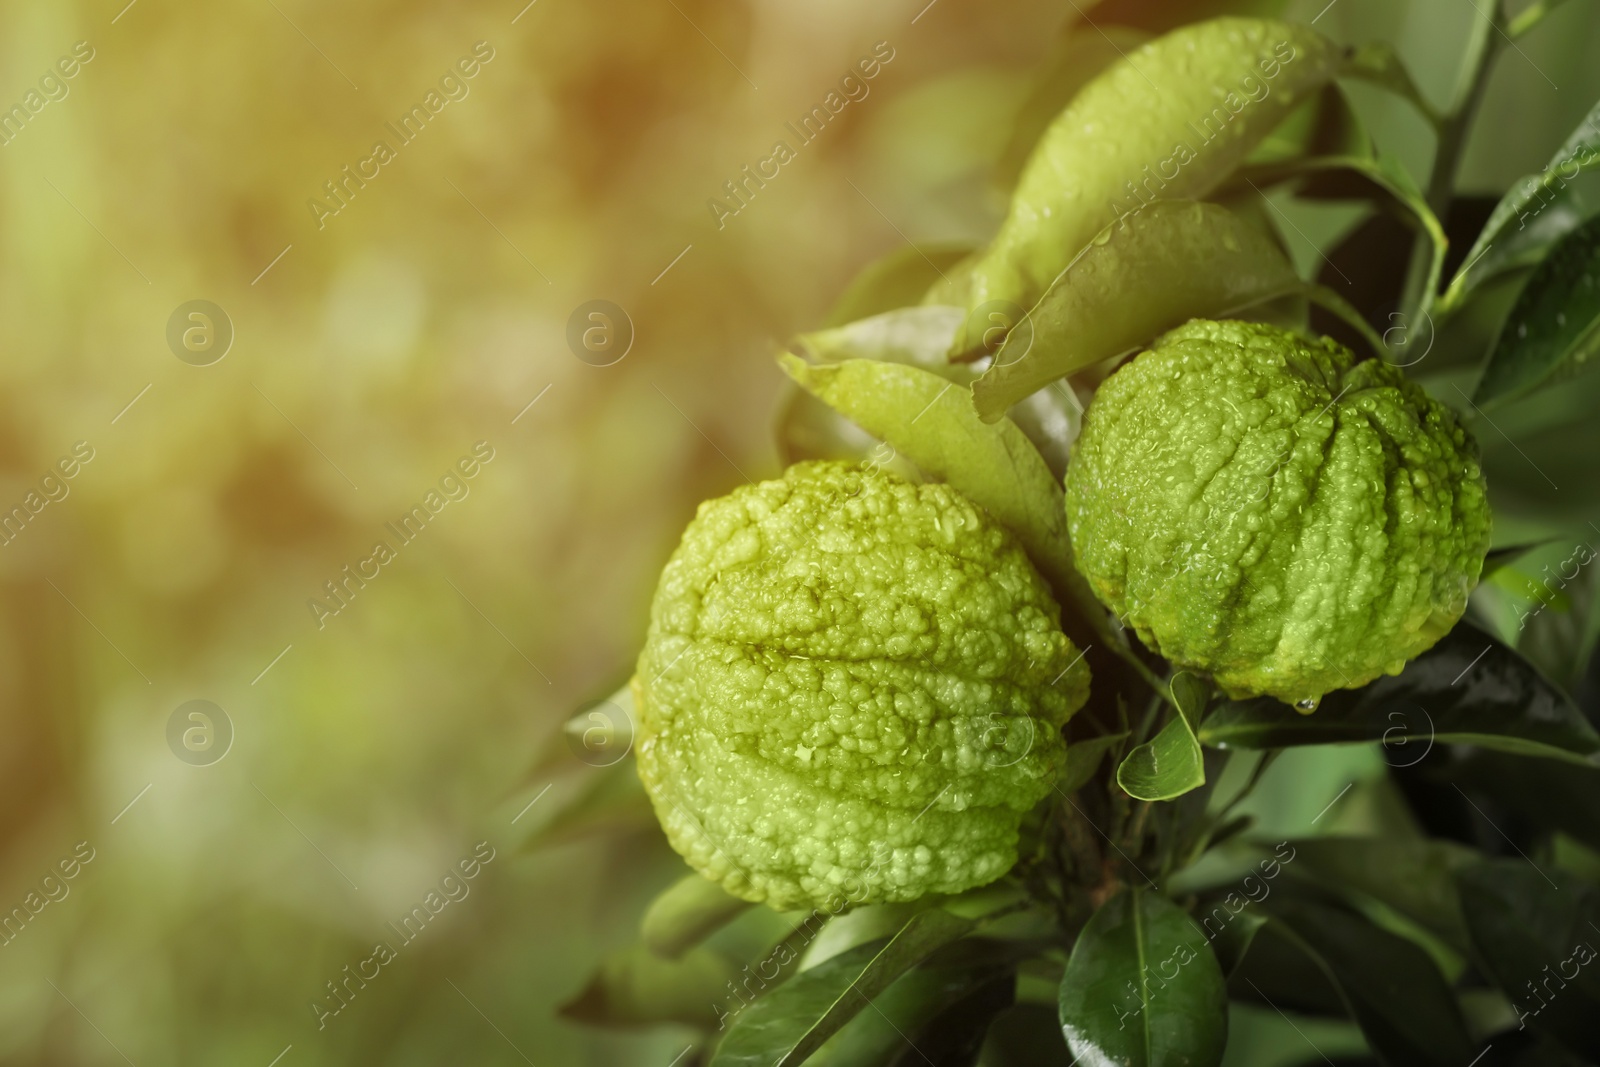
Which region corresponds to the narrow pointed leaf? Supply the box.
[1061,731,1130,795]
[1457,862,1600,1058]
[1199,623,1600,765]
[1245,900,1476,1066]
[1475,213,1600,405]
[1283,837,1478,951]
[710,909,977,1067]
[1443,94,1600,309]
[1339,41,1439,125]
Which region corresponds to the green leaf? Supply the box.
[640,873,753,960]
[1453,752,1600,855]
[1061,731,1130,795]
[996,26,1148,190]
[804,949,1013,1067]
[1457,861,1600,1058]
[775,386,884,467]
[1078,0,1289,35]
[795,307,972,375]
[1208,909,1265,977]
[560,942,738,1028]
[1339,40,1439,126]
[979,1003,1075,1066]
[1475,214,1600,405]
[1485,537,1600,691]
[1244,899,1477,1066]
[1443,95,1600,311]
[778,354,1086,619]
[1058,887,1229,1067]
[1246,82,1372,165]
[1247,148,1447,321]
[711,909,977,1067]
[1200,623,1600,766]
[878,963,1015,1067]
[960,19,1344,349]
[1118,672,1211,802]
[824,245,974,328]
[971,201,1305,422]
[515,680,654,851]
[1283,837,1478,951]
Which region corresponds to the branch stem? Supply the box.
[1399,1,1503,321]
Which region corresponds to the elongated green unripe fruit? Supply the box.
[961,19,1343,345]
[635,461,1090,910]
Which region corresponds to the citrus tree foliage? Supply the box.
[545,5,1600,1064]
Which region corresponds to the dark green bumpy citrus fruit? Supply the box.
[636,461,1090,910]
[1065,320,1490,706]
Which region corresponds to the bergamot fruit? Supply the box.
[634,460,1090,911]
[1065,319,1490,706]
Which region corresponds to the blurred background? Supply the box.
[0,0,1598,1063]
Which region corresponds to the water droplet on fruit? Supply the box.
[1294,696,1319,713]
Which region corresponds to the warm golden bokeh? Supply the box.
[0,0,1596,1062]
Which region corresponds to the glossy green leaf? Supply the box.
[825,245,974,328]
[1484,542,1555,579]
[996,26,1148,190]
[778,354,1088,620]
[971,201,1304,421]
[640,873,753,960]
[1453,753,1600,855]
[960,19,1344,349]
[774,386,884,467]
[807,953,1012,1067]
[1283,837,1478,951]
[795,307,971,375]
[1457,862,1600,1058]
[1003,377,1083,483]
[1488,537,1600,692]
[1247,899,1477,1066]
[560,942,738,1028]
[1476,214,1600,405]
[1208,909,1265,977]
[711,909,977,1067]
[1077,0,1290,38]
[1443,95,1600,311]
[1061,731,1129,795]
[1200,623,1600,766]
[880,965,1015,1067]
[1118,672,1211,801]
[1058,887,1228,1067]
[979,1003,1075,1066]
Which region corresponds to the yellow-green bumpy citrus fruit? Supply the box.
[1065,320,1490,706]
[635,460,1090,911]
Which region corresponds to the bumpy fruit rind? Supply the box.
[635,461,1089,911]
[1065,319,1490,705]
